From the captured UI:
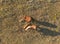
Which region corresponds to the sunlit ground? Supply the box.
[0,0,60,44]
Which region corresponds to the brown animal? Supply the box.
[23,16,37,31]
[24,16,32,22]
[19,15,37,31]
[24,24,37,31]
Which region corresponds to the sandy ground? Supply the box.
[0,0,60,44]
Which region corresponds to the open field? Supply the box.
[0,0,60,44]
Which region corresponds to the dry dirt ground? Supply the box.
[0,0,60,44]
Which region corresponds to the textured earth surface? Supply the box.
[0,0,60,44]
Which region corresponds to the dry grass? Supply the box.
[0,0,60,44]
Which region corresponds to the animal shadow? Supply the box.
[32,18,57,28]
[37,27,60,36]
[32,18,60,36]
